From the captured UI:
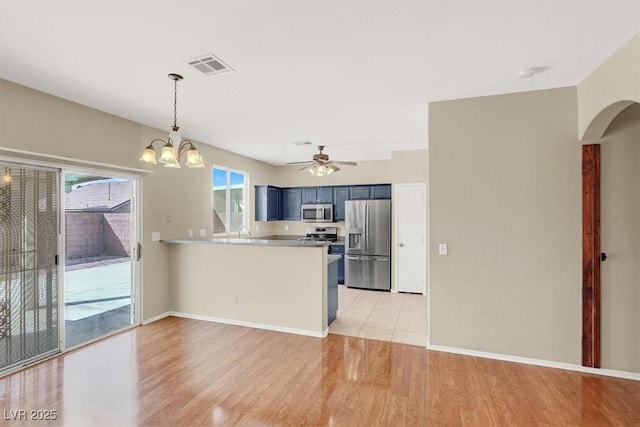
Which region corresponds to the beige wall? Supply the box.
[429,87,582,364]
[266,151,428,238]
[168,243,327,334]
[273,159,391,188]
[0,78,279,320]
[578,34,640,140]
[599,103,640,373]
[391,149,428,184]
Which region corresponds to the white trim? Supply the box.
[170,311,328,338]
[0,147,153,174]
[427,344,640,381]
[65,324,138,352]
[142,311,171,325]
[57,166,142,351]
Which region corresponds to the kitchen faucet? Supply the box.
[237,225,251,238]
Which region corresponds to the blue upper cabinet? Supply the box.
[301,187,317,204]
[255,185,281,221]
[256,183,391,221]
[302,186,333,204]
[349,186,371,200]
[333,186,349,220]
[371,185,392,199]
[316,187,333,203]
[281,188,302,220]
[349,185,391,200]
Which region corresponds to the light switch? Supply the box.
[200,229,207,237]
[439,243,448,255]
[151,232,160,242]
[188,229,193,238]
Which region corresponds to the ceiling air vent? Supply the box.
[188,54,234,76]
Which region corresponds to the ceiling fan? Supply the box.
[287,146,357,176]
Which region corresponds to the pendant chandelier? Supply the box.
[139,73,204,168]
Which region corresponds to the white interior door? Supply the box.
[395,183,427,294]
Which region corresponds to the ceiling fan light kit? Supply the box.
[289,145,356,177]
[138,73,205,169]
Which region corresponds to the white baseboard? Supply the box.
[142,311,171,325]
[169,311,328,338]
[427,344,640,381]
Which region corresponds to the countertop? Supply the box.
[327,254,342,264]
[161,237,331,248]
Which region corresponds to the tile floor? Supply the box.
[329,285,428,346]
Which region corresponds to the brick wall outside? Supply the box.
[65,212,131,260]
[104,213,131,256]
[65,212,104,260]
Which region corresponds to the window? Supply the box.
[212,167,247,235]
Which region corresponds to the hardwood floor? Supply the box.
[1,316,639,426]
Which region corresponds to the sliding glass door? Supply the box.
[0,163,60,372]
[62,172,136,348]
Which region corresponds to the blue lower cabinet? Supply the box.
[327,259,339,325]
[329,244,345,284]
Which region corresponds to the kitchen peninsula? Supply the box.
[162,237,339,337]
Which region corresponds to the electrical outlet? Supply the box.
[439,243,448,255]
[188,229,193,238]
[166,213,172,222]
[151,232,160,242]
[284,225,289,231]
[200,229,207,237]
[255,225,260,232]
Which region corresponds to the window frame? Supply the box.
[212,165,249,236]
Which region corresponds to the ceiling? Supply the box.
[1,1,638,165]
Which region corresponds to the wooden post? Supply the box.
[582,144,600,368]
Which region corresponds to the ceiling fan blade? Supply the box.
[298,164,313,171]
[332,161,357,166]
[287,161,314,165]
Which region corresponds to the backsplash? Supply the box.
[266,221,345,237]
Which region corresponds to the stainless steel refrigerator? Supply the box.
[345,200,391,290]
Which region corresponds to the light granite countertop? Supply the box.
[327,254,342,264]
[161,237,331,248]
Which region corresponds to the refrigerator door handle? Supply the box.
[374,258,389,262]
[365,204,369,252]
[346,256,374,261]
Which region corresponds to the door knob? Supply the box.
[399,243,404,247]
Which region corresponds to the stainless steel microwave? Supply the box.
[301,204,333,222]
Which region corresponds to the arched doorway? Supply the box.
[582,101,640,371]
